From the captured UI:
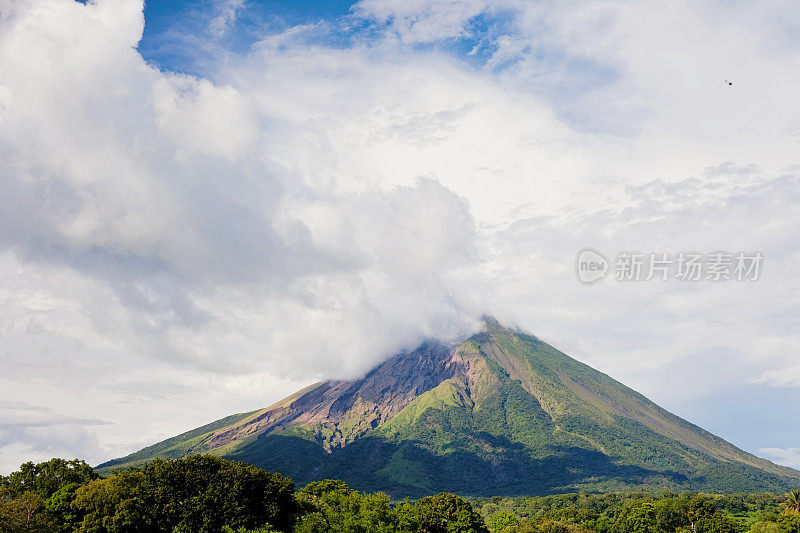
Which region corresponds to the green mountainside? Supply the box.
[98,319,800,497]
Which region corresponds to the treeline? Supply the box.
[475,491,800,532]
[0,456,487,532]
[2,456,800,533]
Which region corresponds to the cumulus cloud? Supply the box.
[1,0,800,472]
[0,0,479,372]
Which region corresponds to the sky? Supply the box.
[0,0,799,474]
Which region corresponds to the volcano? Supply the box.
[99,319,800,496]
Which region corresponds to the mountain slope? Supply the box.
[99,319,800,496]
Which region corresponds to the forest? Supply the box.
[2,455,800,533]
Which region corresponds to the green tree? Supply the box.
[0,487,57,533]
[537,520,574,533]
[45,482,82,532]
[416,493,488,533]
[487,511,520,532]
[654,496,690,532]
[295,479,414,532]
[0,458,94,533]
[293,511,330,533]
[783,491,800,516]
[689,495,718,533]
[222,525,278,533]
[611,501,657,533]
[774,512,800,532]
[694,512,746,533]
[71,471,153,532]
[72,455,298,533]
[2,458,97,499]
[747,522,782,533]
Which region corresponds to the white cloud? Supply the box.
[759,448,800,470]
[757,363,800,389]
[208,0,246,40]
[351,0,488,44]
[153,75,258,161]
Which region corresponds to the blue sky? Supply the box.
[138,0,510,79]
[138,0,357,74]
[1,0,800,473]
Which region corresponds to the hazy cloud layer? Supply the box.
[1,0,799,471]
[0,402,108,473]
[760,448,800,470]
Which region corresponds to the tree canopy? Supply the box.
[0,456,491,533]
[4,455,800,533]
